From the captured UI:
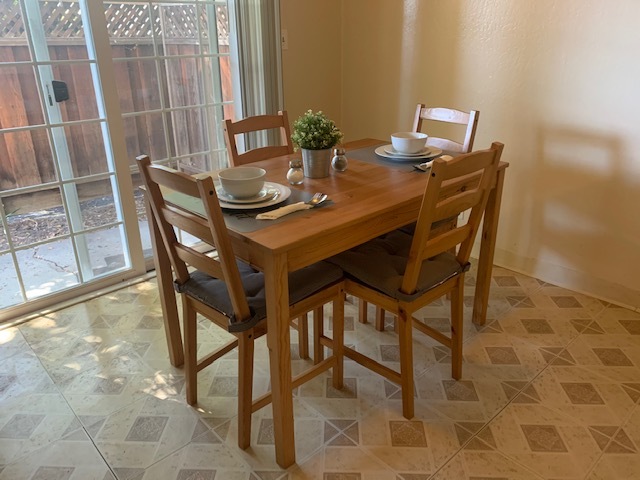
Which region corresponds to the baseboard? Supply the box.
[492,248,640,312]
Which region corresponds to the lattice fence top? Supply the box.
[0,1,229,44]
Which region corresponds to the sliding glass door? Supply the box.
[0,0,235,321]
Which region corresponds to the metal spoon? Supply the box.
[305,192,328,206]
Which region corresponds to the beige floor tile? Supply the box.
[322,446,397,477]
[430,450,544,479]
[527,364,638,425]
[0,429,113,480]
[0,327,30,362]
[456,328,551,389]
[414,365,508,425]
[0,349,54,402]
[0,352,77,466]
[482,402,603,478]
[3,265,640,478]
[91,395,226,475]
[495,306,588,349]
[585,403,640,479]
[561,333,640,383]
[137,438,256,480]
[593,304,640,337]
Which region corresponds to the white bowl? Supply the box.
[391,132,428,154]
[217,166,266,199]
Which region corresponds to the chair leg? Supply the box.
[297,314,309,359]
[182,298,198,406]
[237,331,255,450]
[313,306,325,364]
[331,293,345,390]
[358,299,368,324]
[375,307,385,331]
[397,307,414,419]
[450,279,464,380]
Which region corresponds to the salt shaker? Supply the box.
[286,159,304,185]
[331,147,348,172]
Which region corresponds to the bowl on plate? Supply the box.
[391,132,428,154]
[217,166,266,199]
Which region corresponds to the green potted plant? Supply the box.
[291,110,344,178]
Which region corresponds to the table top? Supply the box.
[225,139,430,270]
[167,138,507,272]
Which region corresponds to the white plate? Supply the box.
[375,144,443,162]
[216,185,276,204]
[384,145,431,157]
[218,182,291,210]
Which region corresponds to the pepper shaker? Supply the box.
[286,159,304,185]
[331,147,348,172]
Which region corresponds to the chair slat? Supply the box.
[162,206,215,245]
[228,145,292,165]
[174,244,225,280]
[223,111,293,166]
[433,190,483,223]
[424,137,465,154]
[419,106,471,124]
[147,163,201,197]
[412,103,479,154]
[421,225,470,261]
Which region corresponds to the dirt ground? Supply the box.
[2,190,147,251]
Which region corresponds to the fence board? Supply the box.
[1,43,232,191]
[0,47,42,190]
[69,46,104,177]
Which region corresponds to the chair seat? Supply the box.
[175,260,343,332]
[329,230,466,302]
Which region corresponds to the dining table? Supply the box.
[144,138,509,468]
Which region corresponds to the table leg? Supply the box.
[144,193,184,367]
[472,167,506,326]
[264,252,296,468]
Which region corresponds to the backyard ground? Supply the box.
[2,190,146,251]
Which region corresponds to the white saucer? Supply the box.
[384,145,431,157]
[375,144,443,162]
[218,182,291,210]
[216,185,276,204]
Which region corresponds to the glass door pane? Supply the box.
[103,0,235,254]
[0,0,237,319]
[0,0,139,313]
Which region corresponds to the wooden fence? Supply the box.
[0,42,232,192]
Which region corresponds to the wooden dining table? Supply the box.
[145,138,508,468]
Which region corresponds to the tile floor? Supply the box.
[1,263,640,479]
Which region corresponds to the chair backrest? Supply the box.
[137,155,251,320]
[412,103,479,154]
[223,111,294,166]
[401,142,503,294]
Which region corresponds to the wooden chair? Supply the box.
[360,103,481,329]
[413,103,479,154]
[223,111,293,166]
[223,110,320,360]
[137,155,344,449]
[331,143,503,419]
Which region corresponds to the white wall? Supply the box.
[279,0,342,129]
[281,0,640,309]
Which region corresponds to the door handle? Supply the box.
[52,80,69,102]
